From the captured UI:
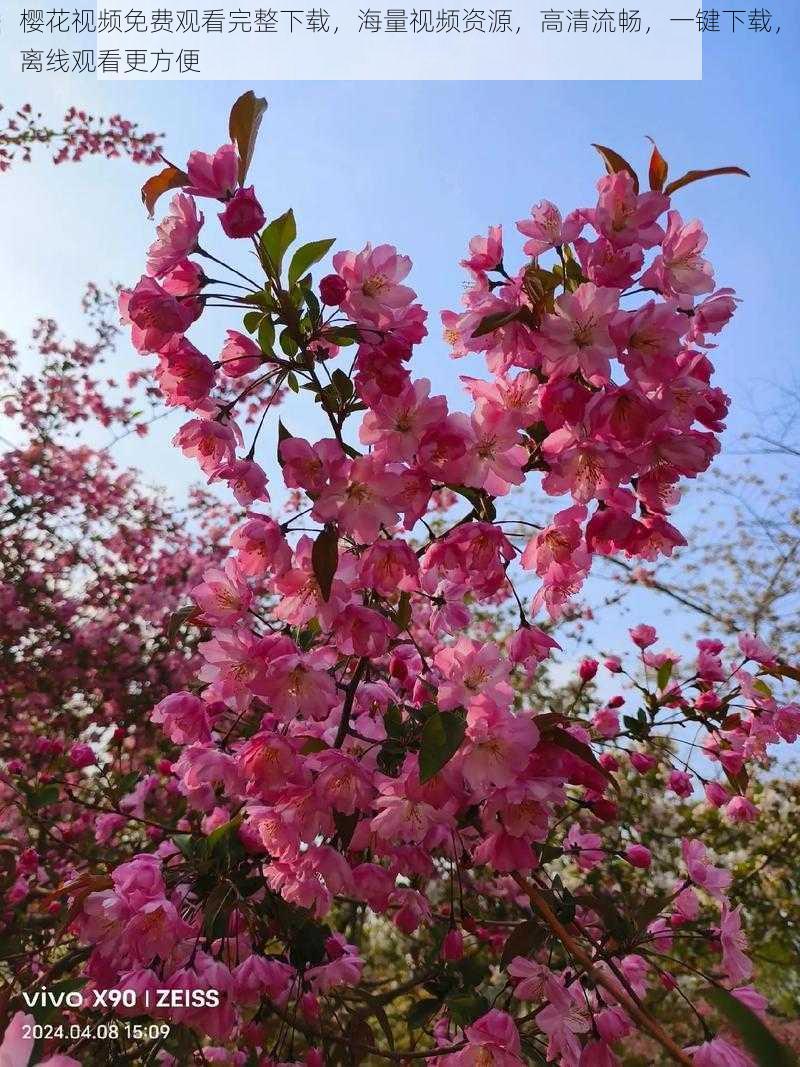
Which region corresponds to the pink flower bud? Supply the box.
[220,330,263,378]
[704,781,730,807]
[668,770,693,797]
[590,797,618,822]
[630,624,657,648]
[725,795,758,823]
[219,187,266,238]
[301,992,320,1021]
[625,844,652,869]
[442,928,464,961]
[695,690,722,713]
[69,743,96,768]
[319,273,348,306]
[579,658,599,681]
[508,624,560,666]
[630,752,657,774]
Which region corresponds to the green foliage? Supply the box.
[419,710,466,783]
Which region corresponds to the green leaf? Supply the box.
[331,368,354,401]
[406,997,441,1029]
[296,734,327,754]
[260,208,296,274]
[311,525,339,602]
[562,256,584,292]
[455,954,490,988]
[705,986,797,1067]
[501,918,547,968]
[203,882,232,939]
[287,371,299,393]
[446,483,497,521]
[396,591,411,630]
[110,770,139,802]
[623,713,645,735]
[333,810,358,850]
[303,285,321,322]
[656,660,673,691]
[446,992,489,1027]
[257,317,275,353]
[358,992,395,1051]
[555,888,576,924]
[288,238,336,288]
[471,309,522,338]
[377,739,405,776]
[30,784,60,809]
[279,329,298,358]
[289,920,330,969]
[384,705,403,739]
[172,833,197,860]
[324,325,360,347]
[243,310,263,334]
[205,815,242,857]
[664,165,749,197]
[635,891,670,931]
[246,289,277,311]
[763,660,800,684]
[276,418,293,467]
[520,1037,550,1066]
[345,1015,375,1066]
[538,843,563,864]
[419,711,466,783]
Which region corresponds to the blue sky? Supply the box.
[1,27,798,657]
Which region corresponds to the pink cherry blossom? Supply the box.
[147,193,204,277]
[185,143,238,200]
[516,200,583,257]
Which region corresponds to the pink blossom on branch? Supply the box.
[19,92,794,1067]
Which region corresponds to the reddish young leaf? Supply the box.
[763,660,800,684]
[500,918,547,967]
[664,165,750,196]
[229,90,268,185]
[544,726,620,793]
[141,164,188,217]
[312,524,339,602]
[276,418,293,467]
[591,144,639,194]
[647,138,669,192]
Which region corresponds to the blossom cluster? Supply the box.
[0,102,163,172]
[4,94,795,1067]
[0,291,231,1024]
